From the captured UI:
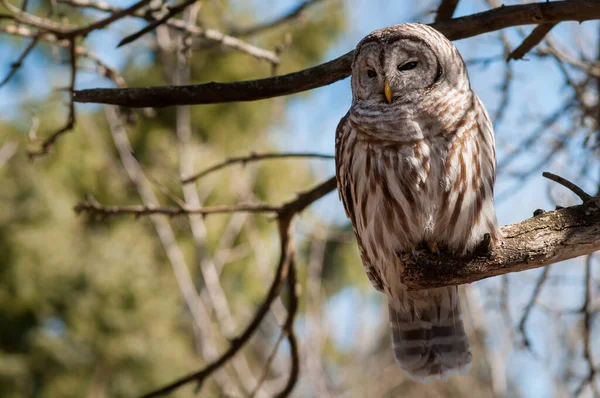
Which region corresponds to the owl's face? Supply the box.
[350,24,467,106]
[352,38,439,104]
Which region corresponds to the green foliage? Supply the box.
[0,1,346,396]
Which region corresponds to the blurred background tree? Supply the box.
[0,1,599,398]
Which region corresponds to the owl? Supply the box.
[335,24,499,381]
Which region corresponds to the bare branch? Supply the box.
[542,171,593,202]
[57,0,280,63]
[64,0,154,38]
[276,256,300,398]
[182,152,334,184]
[27,39,76,158]
[508,23,556,61]
[117,0,197,47]
[73,0,600,107]
[74,200,279,217]
[575,254,597,397]
[2,0,154,38]
[400,196,600,289]
[0,36,40,89]
[435,0,459,22]
[249,331,286,398]
[103,104,241,394]
[517,266,550,350]
[139,216,297,398]
[230,0,324,37]
[0,25,127,87]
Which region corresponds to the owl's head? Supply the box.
[350,23,469,105]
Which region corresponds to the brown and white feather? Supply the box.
[335,23,499,381]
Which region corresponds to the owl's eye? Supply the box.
[398,61,418,71]
[367,69,377,78]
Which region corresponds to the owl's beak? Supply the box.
[384,79,392,104]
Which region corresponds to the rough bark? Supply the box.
[401,197,600,289]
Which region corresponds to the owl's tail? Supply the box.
[388,286,472,382]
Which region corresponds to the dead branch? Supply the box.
[0,25,127,87]
[435,0,459,22]
[0,36,40,89]
[517,265,550,350]
[73,0,600,107]
[104,104,242,394]
[543,171,593,202]
[27,39,76,158]
[230,0,324,37]
[74,200,279,217]
[278,256,300,398]
[182,152,334,184]
[139,216,297,398]
[508,23,556,61]
[2,0,154,38]
[575,254,597,397]
[117,0,197,47]
[56,0,280,63]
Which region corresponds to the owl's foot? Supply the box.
[474,233,493,257]
[426,241,440,255]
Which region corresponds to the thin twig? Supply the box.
[74,201,279,217]
[56,0,279,63]
[182,152,334,184]
[275,256,300,398]
[230,0,323,37]
[574,254,597,397]
[139,216,297,398]
[508,23,557,61]
[542,171,593,202]
[249,331,286,398]
[0,35,40,89]
[27,39,76,158]
[117,0,197,47]
[517,266,551,351]
[64,0,154,38]
[105,104,241,394]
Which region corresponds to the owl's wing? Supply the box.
[474,94,500,242]
[335,113,385,292]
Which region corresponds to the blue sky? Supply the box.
[266,2,598,396]
[1,1,597,396]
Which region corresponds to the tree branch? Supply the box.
[116,0,197,47]
[230,0,324,37]
[507,23,556,61]
[182,152,334,184]
[400,197,600,289]
[435,0,459,23]
[74,200,279,217]
[27,39,76,158]
[56,0,280,63]
[139,216,297,398]
[73,0,600,107]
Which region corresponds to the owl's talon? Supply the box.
[474,233,493,257]
[427,241,438,254]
